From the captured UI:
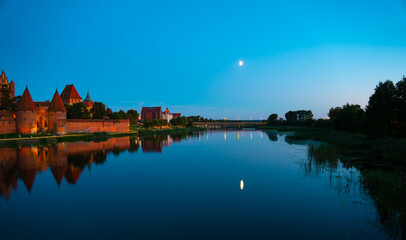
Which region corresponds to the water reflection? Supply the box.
[266,130,406,239]
[266,131,278,141]
[0,132,201,199]
[1,130,404,239]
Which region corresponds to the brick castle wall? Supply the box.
[48,112,67,134]
[66,119,130,133]
[0,119,16,134]
[0,118,129,134]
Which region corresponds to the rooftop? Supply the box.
[61,84,82,100]
[48,90,67,112]
[16,87,36,112]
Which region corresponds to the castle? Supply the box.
[0,70,15,100]
[0,71,129,135]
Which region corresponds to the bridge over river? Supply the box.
[192,122,266,128]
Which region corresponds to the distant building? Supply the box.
[162,107,181,123]
[141,106,181,122]
[0,70,15,100]
[83,91,94,110]
[60,84,82,105]
[141,107,162,121]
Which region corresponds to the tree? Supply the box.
[297,110,313,121]
[127,109,139,124]
[109,110,128,120]
[267,113,279,126]
[186,117,193,127]
[91,102,107,119]
[395,77,406,137]
[143,119,152,128]
[159,119,168,127]
[66,102,91,119]
[285,111,297,124]
[152,119,160,127]
[328,107,341,120]
[170,117,187,127]
[364,80,397,138]
[333,103,364,132]
[0,87,20,112]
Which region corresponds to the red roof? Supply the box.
[20,170,37,192]
[48,90,67,112]
[141,107,162,114]
[16,87,37,111]
[61,84,82,100]
[51,165,67,186]
[64,165,83,184]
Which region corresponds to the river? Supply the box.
[0,130,403,239]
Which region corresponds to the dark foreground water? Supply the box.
[0,130,404,239]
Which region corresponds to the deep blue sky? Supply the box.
[1,0,406,119]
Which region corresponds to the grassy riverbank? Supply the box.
[258,126,406,164]
[0,126,205,147]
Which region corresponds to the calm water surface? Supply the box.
[0,130,401,239]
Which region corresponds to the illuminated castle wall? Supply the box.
[0,71,129,135]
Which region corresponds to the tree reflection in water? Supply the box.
[277,131,405,239]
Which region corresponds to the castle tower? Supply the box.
[0,70,8,85]
[83,91,94,109]
[16,87,37,134]
[0,70,15,100]
[60,84,82,105]
[48,90,67,134]
[9,80,15,98]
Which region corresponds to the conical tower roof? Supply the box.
[20,170,37,193]
[51,165,67,186]
[83,91,93,102]
[48,90,67,112]
[16,87,36,111]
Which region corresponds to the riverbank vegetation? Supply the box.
[266,76,406,138]
[65,101,140,124]
[263,76,406,164]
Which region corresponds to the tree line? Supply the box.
[267,76,406,139]
[66,102,139,124]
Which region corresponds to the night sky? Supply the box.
[1,0,406,119]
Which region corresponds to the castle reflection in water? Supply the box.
[0,132,200,200]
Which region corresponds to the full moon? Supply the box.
[238,60,244,66]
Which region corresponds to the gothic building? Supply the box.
[60,84,82,105]
[0,70,15,100]
[141,106,181,123]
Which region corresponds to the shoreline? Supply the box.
[256,125,406,165]
[0,127,206,147]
